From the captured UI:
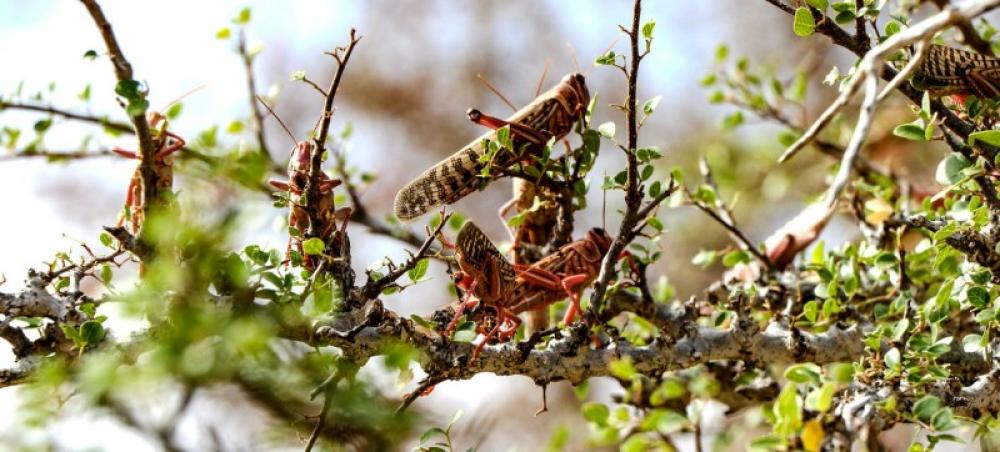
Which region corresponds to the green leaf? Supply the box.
[641,20,656,40]
[805,382,835,412]
[114,79,141,99]
[884,20,902,37]
[83,50,98,60]
[407,258,429,282]
[784,363,822,384]
[290,70,306,81]
[793,7,817,37]
[99,232,113,248]
[722,250,751,267]
[805,0,828,10]
[884,347,901,372]
[215,27,231,39]
[79,321,105,345]
[598,121,616,138]
[235,7,251,25]
[692,250,718,268]
[642,95,662,116]
[165,103,183,119]
[582,402,610,427]
[931,408,956,431]
[302,238,325,256]
[100,264,113,285]
[967,286,989,308]
[826,362,854,383]
[969,130,1000,147]
[420,427,446,444]
[594,50,616,66]
[913,395,942,421]
[609,357,637,380]
[721,111,744,129]
[935,153,971,185]
[60,324,83,346]
[715,44,729,61]
[125,98,149,117]
[893,121,926,141]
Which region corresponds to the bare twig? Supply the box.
[0,101,216,165]
[0,149,115,161]
[696,158,772,269]
[361,211,450,299]
[0,100,132,133]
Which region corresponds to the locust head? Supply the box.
[555,73,590,118]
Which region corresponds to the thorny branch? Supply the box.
[588,0,648,322]
[304,29,360,243]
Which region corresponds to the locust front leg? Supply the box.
[466,109,548,146]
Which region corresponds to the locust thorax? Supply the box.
[588,228,613,256]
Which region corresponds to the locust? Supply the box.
[269,141,351,270]
[442,222,632,359]
[393,72,589,220]
[112,111,185,234]
[912,44,1000,100]
[443,220,519,344]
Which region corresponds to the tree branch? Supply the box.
[79,0,160,233]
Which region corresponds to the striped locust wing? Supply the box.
[393,73,589,221]
[913,45,1000,98]
[455,221,517,291]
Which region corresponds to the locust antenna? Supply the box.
[534,59,551,97]
[159,83,209,113]
[583,37,621,77]
[256,95,298,146]
[476,73,517,112]
[567,42,581,74]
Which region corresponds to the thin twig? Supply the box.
[361,211,450,299]
[305,29,361,242]
[0,100,132,133]
[79,0,159,234]
[0,101,216,165]
[0,149,115,161]
[587,0,646,321]
[304,386,334,452]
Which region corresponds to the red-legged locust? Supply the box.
[393,73,589,220]
[443,222,632,358]
[442,221,518,343]
[112,111,185,233]
[913,45,1000,101]
[269,141,351,270]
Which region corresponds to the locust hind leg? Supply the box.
[558,274,591,325]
